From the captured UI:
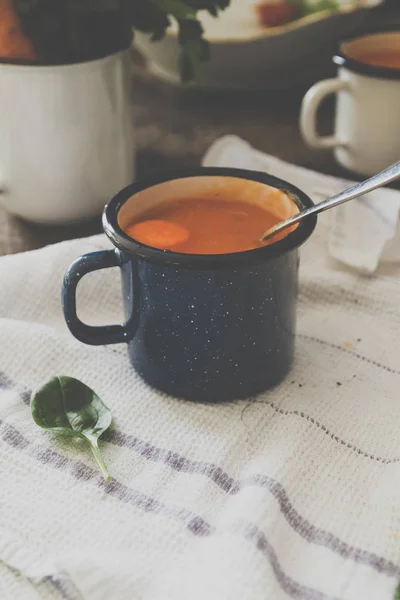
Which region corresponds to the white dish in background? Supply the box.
[134,0,384,90]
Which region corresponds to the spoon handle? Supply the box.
[260,159,400,242]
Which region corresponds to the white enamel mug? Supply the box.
[0,49,135,224]
[300,30,400,177]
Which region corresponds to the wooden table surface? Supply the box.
[1,2,399,257]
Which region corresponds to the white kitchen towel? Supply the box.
[1,222,400,600]
[203,135,400,274]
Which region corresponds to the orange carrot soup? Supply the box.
[352,50,400,70]
[123,197,292,254]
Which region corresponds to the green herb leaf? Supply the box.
[184,0,230,15]
[176,18,207,81]
[394,583,400,600]
[302,0,339,15]
[154,0,197,20]
[31,376,112,480]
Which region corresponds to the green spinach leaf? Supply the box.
[31,376,112,480]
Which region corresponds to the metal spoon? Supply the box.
[260,160,400,243]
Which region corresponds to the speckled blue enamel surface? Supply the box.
[120,249,299,402]
[63,169,316,402]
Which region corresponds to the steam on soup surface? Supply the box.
[123,197,292,254]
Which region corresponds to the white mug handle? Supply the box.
[300,78,348,149]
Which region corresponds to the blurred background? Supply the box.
[1,0,399,254]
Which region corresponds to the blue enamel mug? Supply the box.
[62,168,316,402]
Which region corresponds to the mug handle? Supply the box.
[62,249,133,346]
[300,78,348,149]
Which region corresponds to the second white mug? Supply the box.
[0,49,135,225]
[300,30,400,177]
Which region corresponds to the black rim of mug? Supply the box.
[334,26,400,81]
[102,167,317,269]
